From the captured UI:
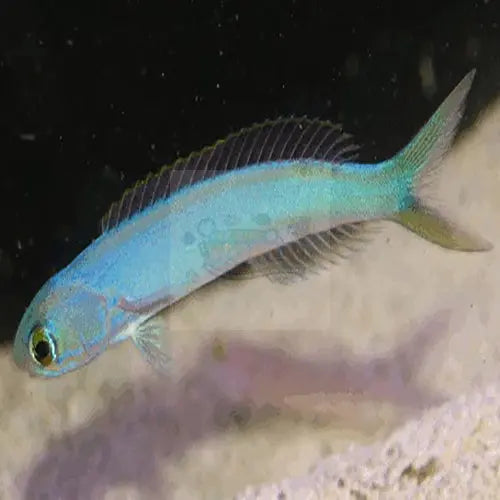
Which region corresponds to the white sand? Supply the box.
[2,95,500,500]
[237,382,500,499]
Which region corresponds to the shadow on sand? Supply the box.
[20,308,451,500]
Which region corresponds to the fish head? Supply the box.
[13,277,109,377]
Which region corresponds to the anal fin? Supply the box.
[222,221,374,284]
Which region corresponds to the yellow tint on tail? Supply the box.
[393,204,493,251]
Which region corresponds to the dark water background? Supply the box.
[0,0,499,344]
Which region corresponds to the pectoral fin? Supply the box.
[132,315,171,374]
[392,204,493,252]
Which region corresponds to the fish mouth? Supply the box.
[12,346,27,371]
[12,331,30,371]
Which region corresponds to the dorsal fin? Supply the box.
[100,117,360,234]
[222,221,376,284]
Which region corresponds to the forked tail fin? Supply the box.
[390,69,492,251]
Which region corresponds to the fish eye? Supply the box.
[29,324,56,367]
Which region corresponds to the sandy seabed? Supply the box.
[2,97,500,500]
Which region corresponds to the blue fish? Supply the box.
[13,69,492,377]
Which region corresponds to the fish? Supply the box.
[13,69,492,378]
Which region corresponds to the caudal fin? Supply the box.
[391,69,493,252]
